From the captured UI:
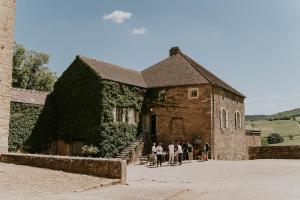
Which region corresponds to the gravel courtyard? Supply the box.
[1,159,300,200]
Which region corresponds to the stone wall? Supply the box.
[0,153,127,184]
[0,0,16,153]
[145,84,212,149]
[249,146,300,160]
[212,86,247,160]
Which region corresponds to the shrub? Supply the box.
[261,137,268,146]
[267,133,284,144]
[192,134,202,149]
[81,145,99,157]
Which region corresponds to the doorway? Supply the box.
[151,115,157,142]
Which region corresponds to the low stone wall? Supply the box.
[0,153,127,184]
[249,146,300,159]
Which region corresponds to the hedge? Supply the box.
[9,102,43,151]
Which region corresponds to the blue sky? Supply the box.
[15,0,300,115]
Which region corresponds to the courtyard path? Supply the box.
[1,159,300,199]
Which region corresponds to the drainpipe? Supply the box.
[211,84,215,160]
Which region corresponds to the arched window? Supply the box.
[235,111,241,129]
[221,108,228,129]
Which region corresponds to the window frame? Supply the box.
[188,88,199,99]
[220,108,228,130]
[235,111,242,129]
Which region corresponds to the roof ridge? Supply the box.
[179,52,245,97]
[178,52,211,83]
[78,55,141,74]
[142,55,176,73]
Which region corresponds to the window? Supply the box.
[158,90,166,101]
[135,111,140,123]
[235,111,241,129]
[221,90,225,101]
[127,108,135,123]
[188,88,199,99]
[236,97,239,105]
[221,108,228,129]
[116,108,124,122]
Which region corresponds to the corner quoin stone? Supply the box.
[0,0,16,152]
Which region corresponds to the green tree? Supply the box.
[13,43,56,92]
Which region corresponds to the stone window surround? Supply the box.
[188,88,199,99]
[158,90,166,101]
[221,89,225,101]
[220,108,228,130]
[235,111,242,129]
[112,107,139,124]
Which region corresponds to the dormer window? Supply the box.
[188,88,199,99]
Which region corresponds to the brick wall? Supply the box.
[0,153,127,184]
[0,0,16,153]
[249,146,300,160]
[212,86,247,160]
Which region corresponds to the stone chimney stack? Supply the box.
[169,46,181,56]
[0,0,16,152]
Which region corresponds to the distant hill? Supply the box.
[267,108,300,121]
[246,108,300,121]
[245,115,268,121]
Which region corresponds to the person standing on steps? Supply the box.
[168,141,175,166]
[156,143,163,167]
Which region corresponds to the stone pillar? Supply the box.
[0,0,16,152]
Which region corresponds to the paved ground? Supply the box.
[1,160,300,199]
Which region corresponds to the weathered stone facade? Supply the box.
[0,0,16,153]
[212,86,247,160]
[144,84,212,148]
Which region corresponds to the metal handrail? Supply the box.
[118,129,148,157]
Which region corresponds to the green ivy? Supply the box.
[9,102,43,151]
[25,57,146,157]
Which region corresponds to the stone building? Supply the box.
[30,47,259,160]
[0,0,16,153]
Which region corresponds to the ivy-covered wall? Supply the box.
[9,102,43,151]
[25,57,146,157]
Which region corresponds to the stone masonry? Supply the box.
[212,86,247,160]
[0,0,16,153]
[147,84,212,148]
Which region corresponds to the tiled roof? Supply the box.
[11,88,48,105]
[77,47,245,97]
[79,55,146,88]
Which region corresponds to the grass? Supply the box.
[246,119,300,146]
[269,135,300,146]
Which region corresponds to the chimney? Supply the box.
[169,46,181,56]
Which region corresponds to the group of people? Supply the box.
[151,140,209,167]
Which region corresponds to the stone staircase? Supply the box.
[115,129,148,161]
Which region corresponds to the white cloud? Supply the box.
[103,10,132,24]
[131,27,148,35]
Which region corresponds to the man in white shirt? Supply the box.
[151,143,157,162]
[168,141,175,166]
[177,142,183,165]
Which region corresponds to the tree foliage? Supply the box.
[267,133,284,144]
[13,43,56,92]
